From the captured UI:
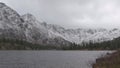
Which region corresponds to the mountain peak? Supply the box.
[0,2,23,25]
[22,13,36,22]
[0,2,5,5]
[0,2,6,7]
[24,13,34,17]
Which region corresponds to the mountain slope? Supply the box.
[0,2,120,48]
[22,14,71,47]
[0,2,71,47]
[41,22,120,44]
[0,3,25,40]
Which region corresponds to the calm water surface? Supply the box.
[0,51,112,68]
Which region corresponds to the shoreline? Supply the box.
[0,50,115,51]
[92,50,120,68]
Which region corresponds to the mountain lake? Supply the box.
[0,51,113,68]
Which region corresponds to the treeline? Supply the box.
[63,37,120,50]
[0,37,120,50]
[0,38,59,50]
[83,37,120,50]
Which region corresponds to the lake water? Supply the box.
[0,51,112,68]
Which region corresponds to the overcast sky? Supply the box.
[0,0,120,29]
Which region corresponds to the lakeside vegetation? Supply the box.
[93,50,120,68]
[0,38,59,50]
[0,37,120,50]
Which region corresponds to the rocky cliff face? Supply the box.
[0,3,25,40]
[22,14,71,46]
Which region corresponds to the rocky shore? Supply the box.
[93,50,120,68]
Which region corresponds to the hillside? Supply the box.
[93,50,120,68]
[0,2,120,47]
[92,37,120,68]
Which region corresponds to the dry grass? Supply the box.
[93,50,120,68]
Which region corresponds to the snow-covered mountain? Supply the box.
[22,13,120,44]
[0,3,25,40]
[0,2,120,47]
[0,2,71,46]
[21,14,71,46]
[41,22,120,44]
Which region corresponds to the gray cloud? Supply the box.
[1,0,120,29]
